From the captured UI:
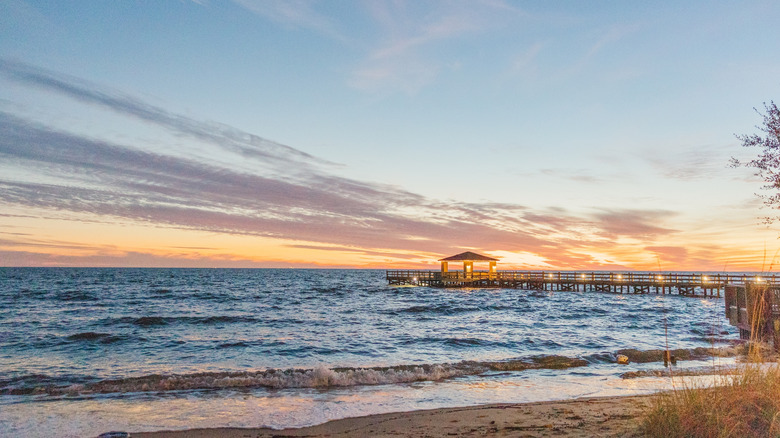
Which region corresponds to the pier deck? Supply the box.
[725,283,780,347]
[386,270,780,298]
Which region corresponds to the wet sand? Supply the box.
[133,394,652,438]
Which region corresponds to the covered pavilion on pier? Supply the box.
[439,251,498,277]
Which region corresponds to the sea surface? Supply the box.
[0,268,741,437]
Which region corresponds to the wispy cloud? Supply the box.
[644,245,688,265]
[230,0,342,39]
[229,0,527,94]
[0,249,288,268]
[559,23,641,79]
[349,0,526,93]
[0,58,325,170]
[0,60,686,267]
[591,209,678,239]
[640,144,732,181]
[584,24,638,60]
[0,107,544,254]
[509,42,545,76]
[539,168,605,183]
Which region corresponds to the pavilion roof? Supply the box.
[438,251,498,262]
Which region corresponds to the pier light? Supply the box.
[413,277,418,282]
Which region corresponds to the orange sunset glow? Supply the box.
[1,2,779,272]
[2,198,779,271]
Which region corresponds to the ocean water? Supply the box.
[0,268,739,437]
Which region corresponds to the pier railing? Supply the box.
[386,270,779,284]
[385,270,780,297]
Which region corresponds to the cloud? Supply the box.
[231,0,342,39]
[0,60,688,267]
[229,1,528,94]
[584,24,639,60]
[0,110,545,254]
[540,168,605,183]
[285,244,426,260]
[0,249,304,268]
[0,236,92,251]
[640,144,732,181]
[0,112,399,216]
[348,0,526,93]
[556,23,641,80]
[0,58,325,169]
[510,42,544,76]
[644,246,689,265]
[350,60,440,95]
[592,209,678,239]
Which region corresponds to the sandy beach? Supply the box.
[133,394,652,438]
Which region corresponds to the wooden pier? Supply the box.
[386,270,780,298]
[725,283,780,345]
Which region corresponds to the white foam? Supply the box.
[61,363,483,395]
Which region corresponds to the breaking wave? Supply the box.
[2,346,742,397]
[2,355,590,396]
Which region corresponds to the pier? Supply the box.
[386,252,780,298]
[386,270,780,298]
[725,283,780,345]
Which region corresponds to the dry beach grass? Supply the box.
[641,357,780,437]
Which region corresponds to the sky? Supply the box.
[1,0,780,270]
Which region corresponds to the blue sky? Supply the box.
[1,1,780,269]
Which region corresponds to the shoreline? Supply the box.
[132,394,652,437]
